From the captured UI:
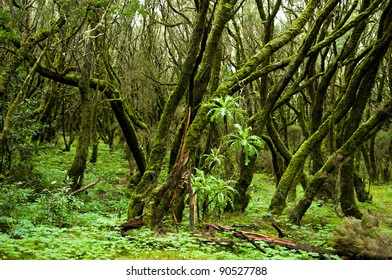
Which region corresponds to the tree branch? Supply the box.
[71,178,100,195]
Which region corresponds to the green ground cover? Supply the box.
[1,143,391,260]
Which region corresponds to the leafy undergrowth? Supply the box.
[1,143,391,260]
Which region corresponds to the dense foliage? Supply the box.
[1,0,392,259]
[1,144,391,260]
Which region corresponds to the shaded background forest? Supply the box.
[1,0,392,258]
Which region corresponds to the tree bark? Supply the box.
[0,46,47,146]
[236,0,336,211]
[141,0,241,227]
[269,10,392,215]
[0,16,66,98]
[127,0,210,221]
[186,0,319,155]
[185,0,319,212]
[290,98,392,224]
[340,0,392,218]
[16,34,147,177]
[66,21,94,190]
[354,171,369,202]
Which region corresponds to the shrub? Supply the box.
[329,213,392,259]
[35,185,84,227]
[189,169,237,220]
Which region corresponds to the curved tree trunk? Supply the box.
[127,0,210,222]
[269,1,390,215]
[66,77,93,190]
[66,25,94,190]
[234,0,334,211]
[0,46,47,147]
[141,0,240,227]
[340,0,392,218]
[185,0,319,213]
[66,6,105,190]
[290,98,392,224]
[0,17,65,98]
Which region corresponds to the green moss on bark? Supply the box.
[289,98,392,224]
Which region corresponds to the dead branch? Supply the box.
[201,239,235,247]
[272,223,287,238]
[71,178,100,195]
[234,229,266,253]
[200,230,234,247]
[188,167,196,233]
[205,222,336,257]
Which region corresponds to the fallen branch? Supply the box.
[272,223,287,238]
[71,178,100,195]
[201,239,235,247]
[200,230,234,247]
[204,222,336,258]
[234,229,266,253]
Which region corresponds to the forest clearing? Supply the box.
[1,0,392,260]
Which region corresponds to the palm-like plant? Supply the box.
[190,168,237,219]
[202,148,226,174]
[225,123,264,165]
[204,96,246,133]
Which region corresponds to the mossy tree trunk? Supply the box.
[253,0,342,209]
[33,23,67,143]
[290,98,392,224]
[369,136,378,182]
[339,0,392,218]
[361,143,374,183]
[340,157,362,218]
[141,0,240,228]
[0,45,48,147]
[269,0,388,215]
[287,4,392,223]
[0,16,65,155]
[35,80,60,143]
[89,91,100,164]
[262,134,284,184]
[184,0,319,213]
[18,42,147,177]
[269,50,388,215]
[354,170,369,203]
[66,77,93,190]
[0,16,66,99]
[127,0,210,222]
[66,6,101,190]
[235,0,335,212]
[66,22,94,190]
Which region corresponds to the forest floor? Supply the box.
[1,143,391,260]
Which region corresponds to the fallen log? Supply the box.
[120,218,144,235]
[204,222,336,258]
